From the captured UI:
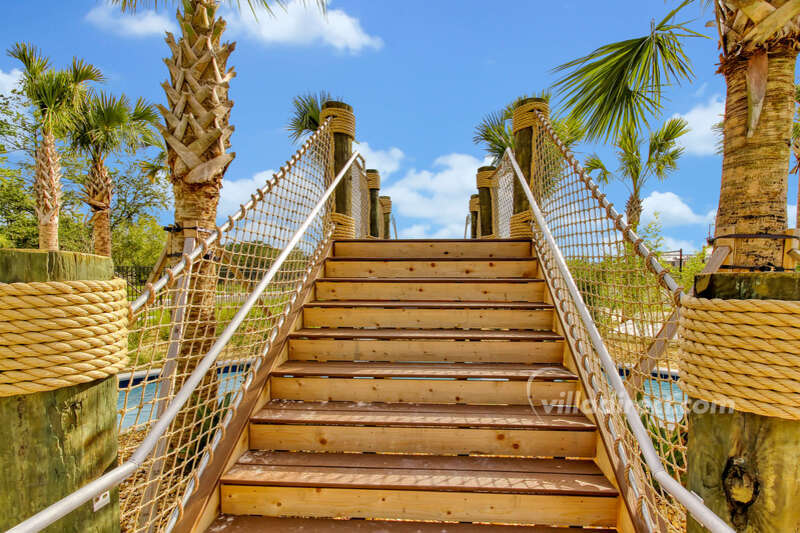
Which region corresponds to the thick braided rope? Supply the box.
[469,196,480,212]
[379,196,391,213]
[510,210,533,239]
[476,168,496,188]
[512,100,549,133]
[679,295,800,420]
[0,278,128,396]
[366,170,380,190]
[331,212,356,239]
[320,107,355,139]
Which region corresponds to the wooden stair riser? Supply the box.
[334,240,533,258]
[270,376,577,405]
[325,259,538,279]
[220,486,618,527]
[315,280,545,302]
[249,425,597,457]
[303,307,554,330]
[288,338,564,363]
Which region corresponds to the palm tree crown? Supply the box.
[286,91,334,143]
[584,117,688,230]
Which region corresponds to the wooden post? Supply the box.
[469,194,480,239]
[686,272,800,532]
[512,97,549,211]
[379,196,392,240]
[476,166,496,238]
[320,101,355,217]
[0,249,119,532]
[366,169,381,238]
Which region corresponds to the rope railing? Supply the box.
[493,105,735,532]
[8,114,378,532]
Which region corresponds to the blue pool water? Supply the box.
[117,369,244,430]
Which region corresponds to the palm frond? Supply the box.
[584,154,613,185]
[647,117,688,180]
[552,0,703,141]
[113,0,326,16]
[473,110,514,166]
[287,91,332,143]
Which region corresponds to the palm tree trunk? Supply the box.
[626,193,642,231]
[86,159,114,257]
[716,46,798,267]
[35,130,61,250]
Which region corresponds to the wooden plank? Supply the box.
[220,486,618,527]
[315,278,545,302]
[249,424,596,457]
[306,300,552,309]
[270,376,576,405]
[236,451,602,475]
[288,338,564,364]
[272,362,576,381]
[324,259,538,279]
[221,466,617,497]
[251,401,595,430]
[334,240,533,258]
[290,328,563,341]
[302,307,553,329]
[206,515,618,533]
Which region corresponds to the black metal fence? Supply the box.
[114,265,152,300]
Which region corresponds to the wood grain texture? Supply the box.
[315,278,545,302]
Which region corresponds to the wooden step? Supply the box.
[325,258,538,279]
[207,515,617,532]
[302,302,554,329]
[270,361,577,405]
[289,328,563,341]
[249,401,596,456]
[334,239,532,258]
[220,452,617,526]
[315,277,546,302]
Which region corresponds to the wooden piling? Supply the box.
[321,101,355,238]
[469,194,480,239]
[379,196,392,239]
[367,169,381,238]
[476,166,496,238]
[0,249,120,532]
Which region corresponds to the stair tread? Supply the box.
[272,362,576,381]
[252,400,594,430]
[317,277,543,283]
[289,329,564,341]
[327,257,536,262]
[207,516,615,532]
[305,300,553,309]
[221,452,617,497]
[335,239,532,243]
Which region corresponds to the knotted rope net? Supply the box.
[0,279,128,396]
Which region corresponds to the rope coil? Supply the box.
[320,107,355,139]
[366,170,380,190]
[679,295,800,420]
[0,278,129,396]
[510,210,533,239]
[512,100,549,133]
[476,168,496,188]
[331,212,356,239]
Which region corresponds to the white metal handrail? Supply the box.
[8,151,361,533]
[506,148,733,533]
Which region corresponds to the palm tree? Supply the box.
[7,43,103,250]
[287,91,333,143]
[554,0,800,267]
[584,118,689,231]
[70,93,159,256]
[473,92,585,166]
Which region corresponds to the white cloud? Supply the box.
[662,236,699,252]
[384,153,483,238]
[641,191,715,228]
[85,4,176,37]
[354,142,404,179]
[218,170,274,220]
[789,205,797,229]
[674,95,724,156]
[0,68,22,95]
[224,0,382,53]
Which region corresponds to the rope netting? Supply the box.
[108,119,380,532]
[351,155,370,239]
[493,111,690,531]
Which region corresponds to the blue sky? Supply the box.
[2,0,796,251]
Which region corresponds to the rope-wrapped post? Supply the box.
[321,101,356,239]
[476,166,496,238]
[367,169,381,238]
[0,249,124,531]
[511,97,548,238]
[469,194,480,239]
[379,196,392,240]
[682,272,800,532]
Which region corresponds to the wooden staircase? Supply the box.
[207,239,624,532]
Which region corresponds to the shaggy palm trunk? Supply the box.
[35,129,61,250]
[626,193,642,232]
[157,0,235,477]
[715,46,797,267]
[85,159,113,257]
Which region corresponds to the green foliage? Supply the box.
[552,0,703,141]
[675,247,708,292]
[639,401,686,484]
[286,91,333,143]
[112,216,167,267]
